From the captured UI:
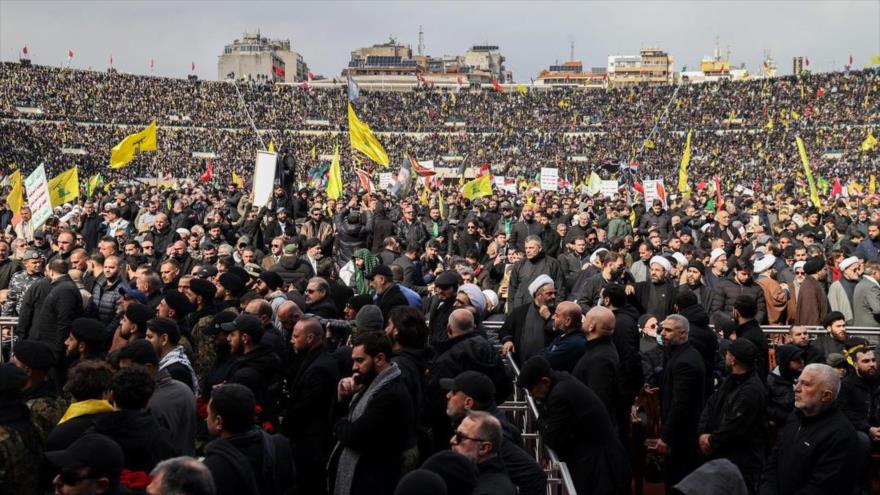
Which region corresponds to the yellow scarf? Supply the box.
[58,399,115,424]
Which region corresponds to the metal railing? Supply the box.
[499,353,578,495]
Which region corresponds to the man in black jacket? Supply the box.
[760,363,861,495]
[732,295,770,382]
[368,265,409,323]
[283,317,340,495]
[204,383,293,495]
[572,306,620,425]
[426,270,461,346]
[442,371,546,495]
[602,284,645,445]
[25,259,84,363]
[766,344,804,429]
[450,411,516,495]
[499,274,556,366]
[674,290,719,396]
[519,356,629,495]
[698,339,768,493]
[507,236,565,310]
[633,256,677,320]
[709,259,767,326]
[221,314,282,422]
[331,332,413,495]
[651,313,706,489]
[304,277,340,319]
[837,345,878,437]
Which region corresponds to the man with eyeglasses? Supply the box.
[261,236,285,271]
[450,411,517,495]
[397,204,428,254]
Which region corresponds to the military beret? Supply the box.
[218,272,245,296]
[189,278,216,300]
[0,363,27,392]
[71,318,108,344]
[163,290,194,317]
[13,340,55,370]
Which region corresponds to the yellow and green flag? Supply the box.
[326,145,343,200]
[87,174,103,198]
[643,138,655,149]
[7,171,23,214]
[109,121,157,169]
[232,172,244,188]
[870,174,877,194]
[461,174,493,200]
[860,132,878,152]
[795,136,821,208]
[48,167,79,207]
[678,130,693,198]
[347,103,389,166]
[517,84,529,96]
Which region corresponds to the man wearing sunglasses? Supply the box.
[45,433,125,495]
[450,411,516,495]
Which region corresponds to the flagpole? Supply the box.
[230,79,266,149]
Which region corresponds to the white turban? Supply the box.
[589,248,609,265]
[458,284,486,315]
[754,254,776,274]
[528,274,555,297]
[671,252,689,268]
[838,256,859,272]
[793,261,806,272]
[650,256,672,273]
[709,248,727,266]
[482,289,499,312]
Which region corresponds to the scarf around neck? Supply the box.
[159,346,199,395]
[58,399,115,424]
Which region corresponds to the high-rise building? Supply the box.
[607,48,674,86]
[217,32,309,83]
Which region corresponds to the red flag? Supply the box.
[805,56,810,67]
[491,79,505,93]
[200,161,214,182]
[477,162,490,177]
[299,70,313,89]
[191,61,195,72]
[831,178,842,198]
[355,169,375,194]
[816,87,825,97]
[849,54,854,66]
[22,45,28,56]
[804,105,813,118]
[633,182,644,194]
[697,178,707,192]
[714,177,724,209]
[67,49,74,60]
[273,65,285,78]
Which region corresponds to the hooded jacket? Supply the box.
[91,409,178,472]
[677,303,719,396]
[766,345,803,427]
[228,345,282,415]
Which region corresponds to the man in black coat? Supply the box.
[368,265,410,322]
[499,274,556,366]
[519,356,629,495]
[651,313,706,489]
[450,411,516,495]
[442,371,546,495]
[732,295,770,382]
[24,259,84,362]
[709,259,767,326]
[674,290,719,396]
[304,277,340,319]
[221,315,282,421]
[698,339,768,493]
[330,332,414,495]
[633,256,677,320]
[572,306,620,425]
[760,363,861,495]
[203,384,293,495]
[425,270,460,346]
[602,284,645,443]
[507,236,565,310]
[283,317,340,495]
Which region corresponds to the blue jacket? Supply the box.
[397,284,423,310]
[544,330,587,373]
[855,237,880,262]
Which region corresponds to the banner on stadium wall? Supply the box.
[600,180,619,199]
[253,151,277,208]
[24,164,52,229]
[540,167,558,191]
[379,173,393,191]
[643,179,668,209]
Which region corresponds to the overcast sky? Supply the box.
[2,1,879,81]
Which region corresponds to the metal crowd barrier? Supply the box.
[499,352,578,495]
[0,317,20,363]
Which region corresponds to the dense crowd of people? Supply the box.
[0,60,879,495]
[1,62,879,188]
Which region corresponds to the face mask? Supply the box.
[656,333,664,346]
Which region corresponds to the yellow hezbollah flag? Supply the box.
[109,121,157,169]
[461,174,493,200]
[268,141,276,153]
[7,171,23,215]
[516,84,528,96]
[48,167,79,207]
[310,146,317,159]
[347,103,390,167]
[232,172,244,188]
[764,119,774,130]
[643,138,655,149]
[438,193,446,220]
[679,130,693,198]
[795,136,821,209]
[860,132,878,151]
[870,175,877,194]
[326,145,343,200]
[87,174,103,198]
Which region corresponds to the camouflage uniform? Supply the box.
[191,306,237,385]
[2,271,43,317]
[0,420,42,494]
[26,395,67,445]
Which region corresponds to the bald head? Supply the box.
[277,300,303,331]
[583,306,615,339]
[553,301,583,333]
[447,308,475,338]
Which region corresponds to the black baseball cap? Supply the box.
[220,314,262,336]
[45,433,124,479]
[439,371,496,406]
[204,311,237,336]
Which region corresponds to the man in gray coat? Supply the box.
[851,260,880,327]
